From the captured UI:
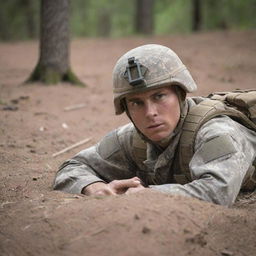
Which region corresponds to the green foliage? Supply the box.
[63,69,85,87]
[70,0,135,37]
[0,0,255,41]
[155,0,192,34]
[202,0,256,30]
[0,99,6,105]
[111,0,136,37]
[0,0,39,40]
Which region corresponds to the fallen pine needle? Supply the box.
[52,138,92,157]
[64,103,86,112]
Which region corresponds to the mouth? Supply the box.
[147,123,164,130]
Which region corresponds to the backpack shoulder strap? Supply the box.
[178,99,222,181]
[132,130,147,167]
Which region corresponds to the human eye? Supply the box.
[154,93,166,101]
[129,100,143,108]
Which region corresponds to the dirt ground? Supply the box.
[0,30,256,256]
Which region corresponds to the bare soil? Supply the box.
[1,30,256,256]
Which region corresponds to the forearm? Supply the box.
[150,150,249,206]
[81,181,108,195]
[150,176,239,206]
[53,158,104,194]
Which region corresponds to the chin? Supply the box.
[148,134,169,142]
[147,130,173,142]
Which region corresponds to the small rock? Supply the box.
[142,226,151,234]
[62,123,69,129]
[8,144,16,148]
[186,233,207,246]
[19,95,29,100]
[221,250,233,256]
[3,105,18,111]
[11,99,19,104]
[39,126,46,132]
[134,214,140,220]
[32,177,38,181]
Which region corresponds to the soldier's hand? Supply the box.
[82,177,145,196]
[108,177,144,194]
[125,185,146,195]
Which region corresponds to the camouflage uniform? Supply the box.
[53,44,256,206]
[53,97,256,206]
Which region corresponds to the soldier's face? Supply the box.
[126,86,180,142]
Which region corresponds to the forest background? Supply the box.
[1,0,256,41]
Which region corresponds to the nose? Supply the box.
[145,101,157,118]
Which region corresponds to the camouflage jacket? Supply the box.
[53,98,256,206]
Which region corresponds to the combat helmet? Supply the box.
[113,44,197,115]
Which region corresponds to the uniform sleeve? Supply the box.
[150,116,256,206]
[53,124,136,194]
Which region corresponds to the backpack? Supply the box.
[133,89,256,190]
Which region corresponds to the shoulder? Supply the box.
[197,115,246,139]
[116,123,135,139]
[100,123,135,142]
[194,116,243,160]
[197,116,238,139]
[97,123,135,159]
[196,114,256,149]
[189,116,239,166]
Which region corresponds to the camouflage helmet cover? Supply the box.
[113,44,197,115]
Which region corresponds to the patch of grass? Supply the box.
[0,99,6,105]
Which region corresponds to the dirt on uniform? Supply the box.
[0,30,256,256]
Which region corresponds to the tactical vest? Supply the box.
[133,89,256,191]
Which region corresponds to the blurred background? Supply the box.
[0,0,255,41]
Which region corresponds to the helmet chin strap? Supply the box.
[123,85,187,149]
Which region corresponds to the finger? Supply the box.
[133,177,147,187]
[133,177,142,182]
[125,186,146,195]
[110,178,141,191]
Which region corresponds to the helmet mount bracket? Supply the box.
[124,57,147,86]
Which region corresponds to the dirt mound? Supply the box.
[2,191,256,256]
[1,30,256,255]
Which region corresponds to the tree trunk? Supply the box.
[98,8,111,37]
[192,0,202,31]
[135,0,154,34]
[27,0,84,86]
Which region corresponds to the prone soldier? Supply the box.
[53,44,256,206]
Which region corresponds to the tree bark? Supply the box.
[135,0,154,34]
[98,8,111,37]
[192,0,202,31]
[27,0,84,86]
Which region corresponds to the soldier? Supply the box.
[53,44,256,206]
